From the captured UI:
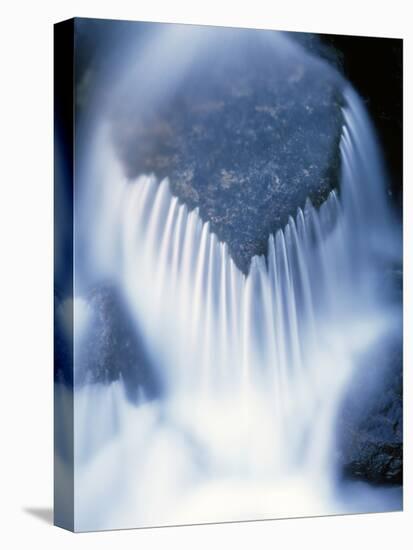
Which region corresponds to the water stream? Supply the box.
[57,83,402,530]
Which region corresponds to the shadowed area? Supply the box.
[23,507,53,525]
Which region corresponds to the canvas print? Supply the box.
[54,18,403,532]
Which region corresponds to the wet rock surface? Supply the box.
[75,285,162,402]
[336,334,402,484]
[111,28,344,273]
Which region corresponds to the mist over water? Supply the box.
[59,31,402,531]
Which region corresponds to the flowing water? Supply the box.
[58,81,401,530]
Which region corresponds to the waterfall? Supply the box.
[69,86,401,530]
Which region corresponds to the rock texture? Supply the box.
[75,285,162,402]
[110,27,344,273]
[336,332,402,484]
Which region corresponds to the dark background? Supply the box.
[318,34,403,214]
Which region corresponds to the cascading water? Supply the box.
[65,80,401,530]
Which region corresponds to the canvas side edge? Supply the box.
[53,18,75,533]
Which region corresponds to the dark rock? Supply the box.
[75,284,162,402]
[109,27,344,273]
[54,293,73,386]
[336,333,402,484]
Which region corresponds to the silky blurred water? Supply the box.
[57,31,402,530]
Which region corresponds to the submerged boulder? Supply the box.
[75,285,162,402]
[109,26,344,273]
[336,333,403,484]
